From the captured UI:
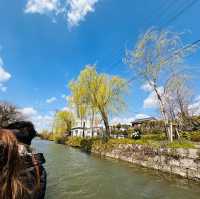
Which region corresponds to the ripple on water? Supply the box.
[32,140,200,199]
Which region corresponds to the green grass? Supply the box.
[66,135,196,151]
[165,140,195,149]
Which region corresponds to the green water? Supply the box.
[33,139,200,199]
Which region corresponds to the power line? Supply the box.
[145,0,181,28]
[96,0,199,75]
[110,38,200,103]
[162,0,200,26]
[95,1,178,72]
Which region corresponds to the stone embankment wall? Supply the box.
[92,144,200,181]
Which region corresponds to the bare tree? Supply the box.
[125,28,197,142]
[164,74,193,131]
[0,101,23,127]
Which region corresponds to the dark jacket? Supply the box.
[20,152,47,199]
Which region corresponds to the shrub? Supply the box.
[181,131,200,142]
[54,135,66,144]
[39,131,54,141]
[66,137,83,147]
[80,138,100,152]
[190,132,200,142]
[131,131,141,140]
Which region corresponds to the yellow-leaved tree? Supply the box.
[69,65,127,140]
[53,110,75,137]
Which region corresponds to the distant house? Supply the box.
[71,127,84,137]
[131,117,157,128]
[71,127,103,138]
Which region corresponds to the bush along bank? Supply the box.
[66,137,200,181]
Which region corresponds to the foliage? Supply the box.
[39,130,54,141]
[80,138,100,152]
[0,101,23,127]
[53,110,75,136]
[136,120,165,134]
[68,81,88,126]
[69,66,128,138]
[65,134,196,153]
[54,135,67,144]
[131,131,141,140]
[66,137,83,147]
[125,27,197,142]
[181,131,200,142]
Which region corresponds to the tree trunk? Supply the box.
[154,86,173,142]
[169,122,173,142]
[100,109,110,141]
[83,121,85,138]
[91,109,95,137]
[174,127,180,140]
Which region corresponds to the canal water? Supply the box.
[33,139,200,199]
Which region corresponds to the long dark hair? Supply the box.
[0,128,43,199]
[0,129,25,199]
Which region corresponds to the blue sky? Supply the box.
[0,0,200,130]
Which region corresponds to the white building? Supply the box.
[71,127,103,138]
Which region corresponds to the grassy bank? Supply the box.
[65,135,196,153]
[39,131,199,152]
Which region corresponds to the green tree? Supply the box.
[69,65,127,140]
[69,82,88,127]
[53,110,75,136]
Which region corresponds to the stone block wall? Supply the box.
[92,144,200,181]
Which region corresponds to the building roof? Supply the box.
[131,117,157,124]
[71,127,84,130]
[71,126,103,130]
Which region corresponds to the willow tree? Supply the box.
[69,81,88,127]
[53,110,75,136]
[69,66,127,139]
[125,28,196,142]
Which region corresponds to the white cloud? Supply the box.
[32,114,54,132]
[189,95,200,116]
[134,113,150,119]
[18,107,38,118]
[141,81,153,92]
[0,83,7,92]
[0,58,11,83]
[111,114,150,125]
[25,0,60,14]
[67,0,98,27]
[143,92,159,108]
[142,83,163,109]
[46,97,57,104]
[24,0,99,27]
[19,106,54,131]
[0,57,11,92]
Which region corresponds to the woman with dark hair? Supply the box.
[0,128,46,199]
